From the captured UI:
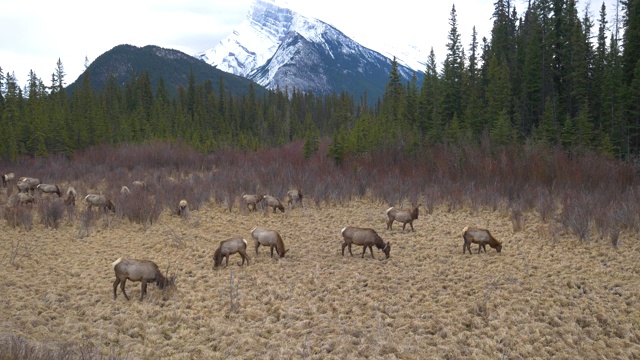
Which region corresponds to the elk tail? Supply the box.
[462,226,469,237]
[112,257,122,269]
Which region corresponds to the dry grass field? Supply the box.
[1,196,639,359]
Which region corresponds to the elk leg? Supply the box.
[141,281,147,301]
[368,245,375,258]
[270,245,275,258]
[225,255,229,267]
[341,242,348,256]
[255,243,260,255]
[120,279,129,300]
[402,223,407,231]
[387,219,393,230]
[410,222,415,232]
[113,278,120,299]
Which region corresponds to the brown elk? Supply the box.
[341,226,391,259]
[36,184,61,197]
[64,187,77,206]
[250,226,288,258]
[18,177,40,195]
[177,199,189,218]
[263,195,285,213]
[1,172,14,187]
[112,258,174,301]
[286,189,303,208]
[242,194,263,212]
[14,193,35,206]
[213,238,250,268]
[462,226,503,254]
[386,204,420,231]
[84,194,116,212]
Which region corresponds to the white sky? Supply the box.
[0,0,610,89]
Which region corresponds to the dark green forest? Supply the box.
[1,0,640,161]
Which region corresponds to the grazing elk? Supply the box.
[64,187,77,206]
[263,195,285,213]
[177,199,189,218]
[250,226,288,258]
[112,258,174,301]
[14,193,35,206]
[242,194,263,212]
[2,172,14,187]
[132,181,146,190]
[18,177,40,195]
[286,189,303,208]
[386,204,421,231]
[462,226,503,254]
[36,184,61,197]
[84,194,116,213]
[341,226,391,259]
[213,238,250,268]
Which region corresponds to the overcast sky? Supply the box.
[0,0,610,88]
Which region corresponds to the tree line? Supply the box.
[0,0,639,162]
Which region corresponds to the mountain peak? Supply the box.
[196,0,417,100]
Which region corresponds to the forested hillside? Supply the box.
[0,0,639,161]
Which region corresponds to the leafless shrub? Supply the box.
[77,209,96,239]
[3,205,33,231]
[509,204,525,232]
[116,191,162,228]
[38,198,65,229]
[4,238,33,270]
[534,188,556,222]
[0,333,129,360]
[560,193,593,242]
[229,269,240,312]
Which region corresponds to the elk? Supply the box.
[286,189,303,208]
[112,258,174,301]
[242,194,263,212]
[18,177,40,195]
[462,226,503,254]
[64,187,77,206]
[84,194,116,212]
[250,226,288,258]
[1,172,14,187]
[213,238,250,268]
[263,195,285,213]
[14,192,35,206]
[177,199,189,218]
[120,186,131,195]
[386,204,420,231]
[132,181,146,190]
[341,226,391,259]
[36,184,61,197]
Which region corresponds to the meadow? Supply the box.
[1,142,639,359]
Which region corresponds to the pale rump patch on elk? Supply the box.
[85,194,115,212]
[132,181,146,190]
[341,226,391,259]
[64,187,77,206]
[37,184,61,197]
[386,204,421,231]
[112,258,174,301]
[462,226,503,254]
[251,226,288,258]
[242,194,263,212]
[286,189,303,208]
[213,238,250,268]
[263,195,285,213]
[120,186,131,195]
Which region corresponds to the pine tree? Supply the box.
[441,5,465,124]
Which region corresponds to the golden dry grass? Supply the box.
[1,198,639,359]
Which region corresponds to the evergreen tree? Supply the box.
[441,5,465,124]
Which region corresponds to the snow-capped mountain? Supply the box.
[196,0,419,100]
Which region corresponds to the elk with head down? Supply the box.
[213,237,250,268]
[17,177,40,195]
[386,203,421,231]
[250,226,288,258]
[462,226,503,254]
[14,192,35,206]
[341,226,391,259]
[37,184,61,197]
[242,194,263,212]
[112,258,174,301]
[286,189,303,208]
[84,194,115,213]
[263,195,285,213]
